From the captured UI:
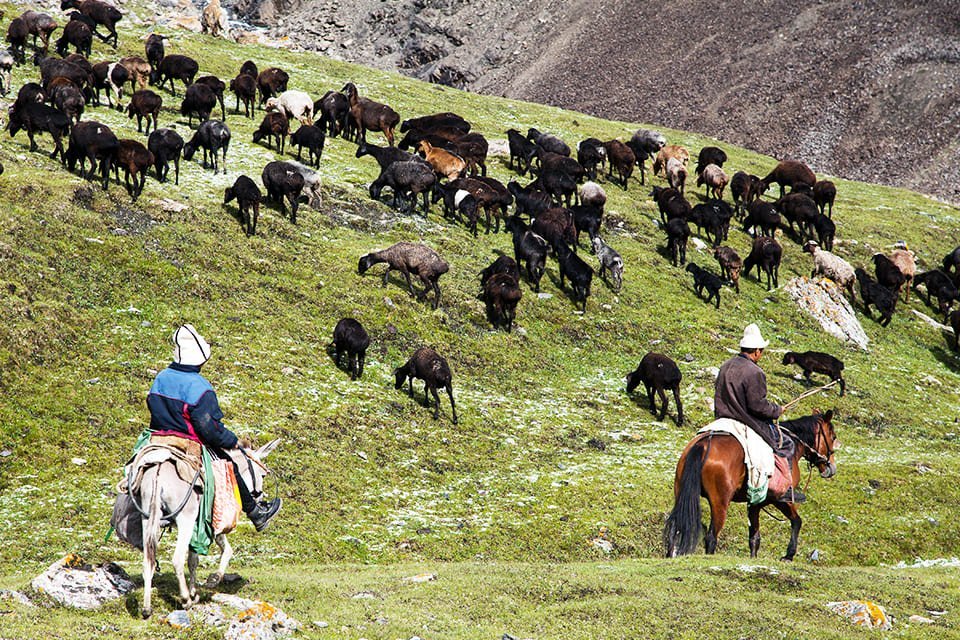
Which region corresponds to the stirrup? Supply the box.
[778,487,806,504]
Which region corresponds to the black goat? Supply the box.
[154,54,198,96]
[782,351,846,396]
[230,73,256,118]
[147,127,183,185]
[685,263,723,308]
[556,242,593,312]
[290,125,325,168]
[126,89,162,134]
[577,137,605,182]
[55,19,92,58]
[812,180,836,218]
[743,200,780,237]
[332,318,369,380]
[856,268,897,326]
[224,174,261,236]
[61,0,122,48]
[506,128,537,176]
[369,159,436,215]
[694,146,727,176]
[507,180,551,218]
[505,216,548,293]
[395,347,457,423]
[626,352,683,426]
[914,270,959,315]
[873,253,908,298]
[664,217,690,267]
[144,33,165,73]
[482,272,522,332]
[195,75,226,120]
[743,236,782,290]
[8,101,70,159]
[315,90,351,138]
[813,213,836,251]
[252,110,289,153]
[64,120,117,189]
[180,82,217,127]
[650,186,690,222]
[183,120,230,174]
[261,161,305,224]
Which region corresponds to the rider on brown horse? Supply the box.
[714,323,805,503]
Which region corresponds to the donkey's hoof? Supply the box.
[204,573,223,589]
[142,608,152,619]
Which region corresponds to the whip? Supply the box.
[781,379,840,413]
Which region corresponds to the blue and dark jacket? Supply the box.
[147,363,238,450]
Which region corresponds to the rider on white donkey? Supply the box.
[714,323,805,503]
[147,324,282,531]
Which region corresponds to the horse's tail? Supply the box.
[663,441,706,557]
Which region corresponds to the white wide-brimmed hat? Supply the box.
[739,323,769,350]
[172,324,211,366]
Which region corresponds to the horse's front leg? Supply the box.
[774,502,802,561]
[205,534,234,588]
[172,521,195,607]
[748,504,762,557]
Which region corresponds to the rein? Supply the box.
[128,463,202,524]
[779,419,833,468]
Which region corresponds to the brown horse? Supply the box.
[663,410,838,560]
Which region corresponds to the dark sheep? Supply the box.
[47,79,84,124]
[180,82,217,127]
[664,217,690,267]
[257,67,289,107]
[694,146,727,176]
[650,185,690,222]
[730,171,766,219]
[13,82,45,110]
[290,124,325,168]
[742,200,781,237]
[38,56,87,93]
[913,270,959,315]
[332,318,370,380]
[813,213,836,251]
[315,89,350,138]
[369,159,436,215]
[577,137,605,181]
[355,140,420,175]
[812,180,836,218]
[505,216,549,293]
[527,127,570,158]
[21,11,58,52]
[239,60,257,78]
[531,207,577,253]
[342,81,399,146]
[261,160,305,223]
[6,18,29,65]
[144,33,165,73]
[479,255,521,287]
[774,192,818,242]
[55,19,91,58]
[507,128,538,176]
[400,112,469,134]
[230,73,256,118]
[112,138,154,200]
[182,119,230,174]
[556,242,593,312]
[603,139,635,189]
[743,236,782,290]
[63,120,117,189]
[689,202,725,246]
[627,128,666,185]
[7,101,70,159]
[856,268,898,326]
[482,272,522,331]
[782,351,846,396]
[528,162,578,208]
[60,0,122,48]
[761,159,816,198]
[570,203,602,249]
[626,352,683,426]
[873,253,908,298]
[126,89,162,134]
[252,110,289,153]
[154,54,199,96]
[685,263,723,308]
[223,174,261,236]
[507,179,551,218]
[195,75,226,120]
[713,245,742,293]
[358,242,449,309]
[147,127,182,184]
[941,247,960,277]
[444,176,510,234]
[394,347,457,423]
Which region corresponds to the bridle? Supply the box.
[237,446,273,500]
[781,418,834,469]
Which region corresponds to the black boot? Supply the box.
[778,487,806,504]
[247,498,282,532]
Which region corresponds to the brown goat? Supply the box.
[697,164,728,200]
[113,139,154,200]
[343,81,400,147]
[119,55,151,92]
[653,144,689,176]
[762,160,816,198]
[603,139,635,189]
[418,139,466,180]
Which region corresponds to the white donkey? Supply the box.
[138,439,279,618]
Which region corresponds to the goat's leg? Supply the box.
[645,383,656,417]
[672,386,684,426]
[430,385,441,419]
[446,384,458,424]
[657,387,669,421]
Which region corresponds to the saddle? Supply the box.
[119,435,204,497]
[698,419,792,503]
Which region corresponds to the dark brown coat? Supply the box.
[714,354,782,437]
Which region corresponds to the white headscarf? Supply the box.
[172,324,211,366]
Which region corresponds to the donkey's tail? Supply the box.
[663,441,705,557]
[143,469,162,570]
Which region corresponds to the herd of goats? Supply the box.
[4,2,960,424]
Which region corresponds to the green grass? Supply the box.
[1,2,959,636]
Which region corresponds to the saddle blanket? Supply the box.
[698,418,776,504]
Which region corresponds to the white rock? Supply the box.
[402,573,437,583]
[71,458,87,466]
[784,277,868,350]
[909,615,935,624]
[31,555,134,610]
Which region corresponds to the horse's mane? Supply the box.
[780,414,822,446]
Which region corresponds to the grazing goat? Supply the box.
[64,120,118,189]
[653,144,689,176]
[266,89,313,125]
[626,352,683,426]
[343,81,399,146]
[479,255,521,288]
[664,217,690,267]
[593,236,623,292]
[650,186,690,222]
[154,54,198,96]
[527,127,570,157]
[369,159,436,214]
[183,119,230,173]
[261,161,304,223]
[743,236,782,290]
[401,112,469,134]
[257,67,289,107]
[92,61,128,109]
[529,159,578,207]
[316,89,350,137]
[195,75,226,120]
[147,127,183,185]
[803,240,856,299]
[689,202,725,246]
[812,213,835,251]
[355,140,418,173]
[508,180,551,218]
[686,263,723,308]
[180,82,217,127]
[224,175,260,235]
[571,204,602,249]
[418,139,466,180]
[696,164,728,200]
[713,245,742,293]
[286,160,323,210]
[856,268,897,326]
[889,244,916,301]
[60,0,121,48]
[506,128,537,176]
[6,19,29,65]
[556,243,593,312]
[144,33,165,74]
[775,192,818,242]
[694,146,727,175]
[666,157,687,195]
[332,318,369,379]
[55,19,91,58]
[913,270,959,315]
[252,110,289,153]
[47,79,84,124]
[782,351,846,396]
[742,200,780,237]
[126,89,161,134]
[604,139,635,189]
[119,55,150,92]
[762,159,816,198]
[230,73,256,118]
[394,347,457,423]
[730,171,766,219]
[812,180,836,217]
[8,101,70,159]
[358,242,449,309]
[577,138,605,181]
[21,11,58,52]
[873,253,909,298]
[532,207,577,253]
[290,124,325,167]
[113,139,153,200]
[482,272,522,331]
[505,216,549,293]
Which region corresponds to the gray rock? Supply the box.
[31,555,134,610]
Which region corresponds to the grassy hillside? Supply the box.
[0,2,959,636]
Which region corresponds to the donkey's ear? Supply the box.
[255,438,281,459]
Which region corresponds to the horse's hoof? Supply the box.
[781,555,795,562]
[142,608,152,619]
